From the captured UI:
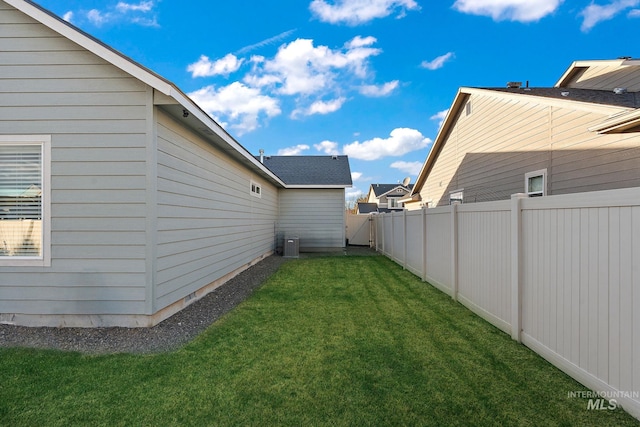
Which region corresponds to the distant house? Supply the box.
[362,183,414,213]
[406,58,640,209]
[0,0,350,327]
[259,155,352,252]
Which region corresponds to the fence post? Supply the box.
[422,207,427,282]
[510,193,526,342]
[451,203,458,302]
[403,209,408,270]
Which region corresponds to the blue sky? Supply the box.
[34,0,640,200]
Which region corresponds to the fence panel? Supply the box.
[456,202,511,333]
[391,212,405,264]
[424,207,452,295]
[520,192,640,417]
[382,214,393,257]
[405,210,424,277]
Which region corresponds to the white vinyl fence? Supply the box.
[373,188,640,420]
[345,214,374,247]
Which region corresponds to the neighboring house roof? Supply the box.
[410,67,640,198]
[6,0,286,186]
[483,87,640,109]
[370,184,414,198]
[356,203,378,214]
[260,156,352,188]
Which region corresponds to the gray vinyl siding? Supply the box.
[278,189,345,250]
[155,110,277,310]
[421,91,640,207]
[0,3,148,316]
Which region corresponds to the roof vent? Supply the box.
[506,81,522,89]
[561,91,570,97]
[332,155,338,159]
[613,87,627,94]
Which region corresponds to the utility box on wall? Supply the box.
[283,237,299,258]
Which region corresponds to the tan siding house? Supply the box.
[0,0,351,327]
[407,58,640,209]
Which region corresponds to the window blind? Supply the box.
[0,144,42,257]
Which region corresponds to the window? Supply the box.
[389,198,401,209]
[449,189,463,205]
[525,169,547,197]
[250,180,262,198]
[0,136,50,266]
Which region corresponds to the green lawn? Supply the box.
[0,256,637,426]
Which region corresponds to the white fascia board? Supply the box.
[589,108,640,134]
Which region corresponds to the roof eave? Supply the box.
[589,109,640,134]
[284,185,352,189]
[411,88,470,195]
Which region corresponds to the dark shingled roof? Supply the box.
[483,87,640,109]
[370,183,414,197]
[259,155,352,186]
[356,203,379,214]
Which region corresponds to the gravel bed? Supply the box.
[0,247,378,355]
[0,255,288,355]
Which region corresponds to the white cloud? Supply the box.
[351,171,363,181]
[579,0,640,32]
[87,9,110,26]
[192,35,389,133]
[292,97,346,118]
[74,1,158,27]
[249,37,381,96]
[310,0,419,25]
[453,0,562,22]
[630,8,640,16]
[63,11,74,22]
[187,54,244,78]
[430,109,449,128]
[359,80,399,97]
[277,144,310,155]
[343,128,431,161]
[315,140,340,155]
[421,52,455,70]
[390,161,423,176]
[188,82,281,135]
[116,1,154,13]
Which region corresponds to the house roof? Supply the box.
[7,0,286,187]
[410,71,640,198]
[369,184,414,198]
[260,156,352,188]
[356,203,378,214]
[484,87,640,109]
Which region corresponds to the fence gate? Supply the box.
[346,214,373,246]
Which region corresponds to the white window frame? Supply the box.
[0,135,51,267]
[525,169,547,197]
[250,180,262,198]
[388,197,401,209]
[449,189,463,205]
